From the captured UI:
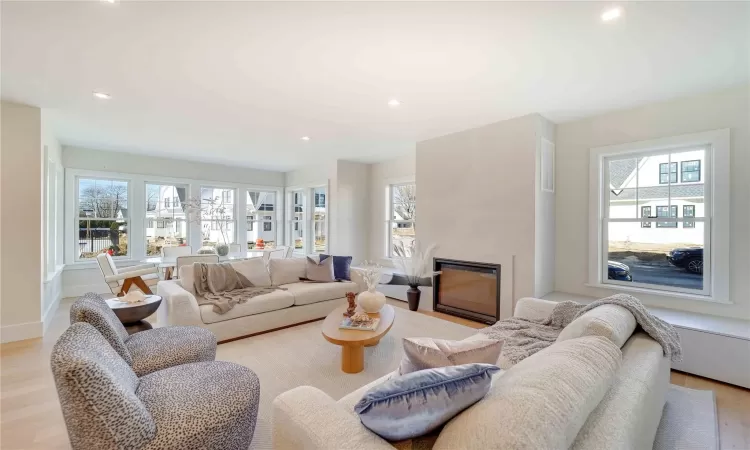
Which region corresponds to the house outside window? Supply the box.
[200,186,236,247]
[656,205,678,228]
[681,160,701,182]
[659,162,678,184]
[145,183,188,255]
[288,189,306,253]
[77,178,129,259]
[246,191,276,249]
[389,183,416,257]
[641,206,651,228]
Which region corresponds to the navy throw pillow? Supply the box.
[354,363,500,441]
[320,254,353,281]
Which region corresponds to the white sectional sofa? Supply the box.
[273,297,671,449]
[157,257,364,342]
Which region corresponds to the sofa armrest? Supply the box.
[514,297,558,321]
[273,386,392,450]
[156,280,203,327]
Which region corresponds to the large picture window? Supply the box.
[246,190,276,249]
[389,183,416,257]
[145,183,188,255]
[200,187,236,247]
[313,187,327,252]
[589,129,731,301]
[77,178,129,259]
[288,190,306,253]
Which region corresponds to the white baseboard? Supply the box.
[42,294,62,334]
[62,283,110,299]
[1,321,44,343]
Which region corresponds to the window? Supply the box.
[313,187,327,252]
[591,143,713,296]
[683,205,695,228]
[200,187,236,247]
[145,183,188,255]
[315,192,326,208]
[641,206,651,228]
[246,191,276,249]
[656,205,678,228]
[659,162,677,184]
[681,160,701,182]
[77,178,129,259]
[285,186,328,254]
[389,183,416,257]
[288,190,306,253]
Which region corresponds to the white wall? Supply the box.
[64,146,285,187]
[416,114,541,317]
[331,161,369,263]
[555,85,750,320]
[1,101,44,342]
[534,116,556,298]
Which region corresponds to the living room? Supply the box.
[1,1,749,449]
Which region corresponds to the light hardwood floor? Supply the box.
[1,297,748,449]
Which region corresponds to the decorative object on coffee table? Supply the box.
[344,292,357,317]
[322,304,395,373]
[106,294,162,334]
[393,241,439,311]
[357,262,386,313]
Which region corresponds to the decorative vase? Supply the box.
[216,244,230,256]
[406,286,421,311]
[357,289,386,313]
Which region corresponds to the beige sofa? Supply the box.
[272,297,671,449]
[157,257,364,342]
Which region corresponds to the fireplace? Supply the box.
[433,258,501,324]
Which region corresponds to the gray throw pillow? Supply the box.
[354,363,500,441]
[399,337,504,375]
[305,255,335,282]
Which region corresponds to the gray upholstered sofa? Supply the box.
[51,322,260,450]
[273,297,671,449]
[158,257,364,342]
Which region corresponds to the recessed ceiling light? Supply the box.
[601,7,622,22]
[388,99,401,108]
[300,136,310,141]
[93,91,111,100]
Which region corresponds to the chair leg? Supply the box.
[120,278,134,296]
[131,276,153,295]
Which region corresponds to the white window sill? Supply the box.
[584,282,732,304]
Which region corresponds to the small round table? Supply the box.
[106,295,162,335]
[322,304,395,374]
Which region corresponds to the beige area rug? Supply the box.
[653,384,719,450]
[216,307,477,449]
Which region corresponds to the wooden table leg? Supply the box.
[131,276,153,295]
[341,344,364,373]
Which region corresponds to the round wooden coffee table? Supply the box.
[106,295,162,335]
[322,304,395,374]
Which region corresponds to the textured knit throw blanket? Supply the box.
[194,262,283,314]
[480,294,682,366]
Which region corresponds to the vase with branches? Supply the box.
[184,192,233,256]
[392,241,438,311]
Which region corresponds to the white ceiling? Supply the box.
[2,1,748,171]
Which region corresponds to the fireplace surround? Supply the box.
[433,258,501,324]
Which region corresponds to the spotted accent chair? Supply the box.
[51,322,260,450]
[70,292,217,376]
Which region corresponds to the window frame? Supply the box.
[681,160,701,183]
[658,162,678,184]
[73,175,132,261]
[588,129,730,303]
[246,190,279,249]
[145,182,190,256]
[387,181,416,258]
[286,184,329,255]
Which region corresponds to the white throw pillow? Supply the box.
[269,258,307,286]
[178,265,196,294]
[557,304,637,348]
[399,337,504,375]
[434,336,622,450]
[230,257,272,287]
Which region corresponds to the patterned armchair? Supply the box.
[51,322,260,450]
[70,292,217,376]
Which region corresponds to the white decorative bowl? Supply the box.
[357,290,386,313]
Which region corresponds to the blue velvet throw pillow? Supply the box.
[320,254,352,281]
[354,363,500,441]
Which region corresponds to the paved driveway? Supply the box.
[611,258,703,290]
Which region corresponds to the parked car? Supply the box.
[608,261,632,281]
[667,247,703,274]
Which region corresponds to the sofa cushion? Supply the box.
[399,337,504,375]
[305,256,336,282]
[320,254,353,281]
[230,257,272,287]
[557,304,637,348]
[434,336,622,450]
[282,281,357,306]
[269,258,307,286]
[355,364,501,441]
[199,290,295,324]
